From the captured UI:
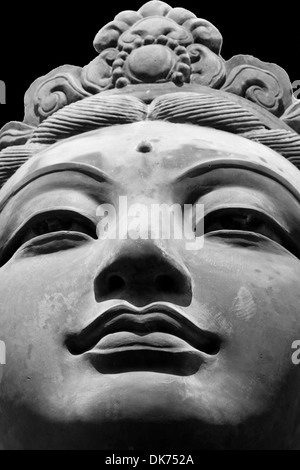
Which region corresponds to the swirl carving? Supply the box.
[187,44,226,88]
[24,66,92,127]
[222,56,292,117]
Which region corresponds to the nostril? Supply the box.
[94,267,128,302]
[155,274,177,293]
[107,274,126,293]
[94,252,192,305]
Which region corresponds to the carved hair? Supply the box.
[1,0,300,188]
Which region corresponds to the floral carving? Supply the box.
[21,0,226,129]
[92,1,223,88]
[93,3,222,54]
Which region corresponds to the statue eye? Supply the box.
[205,211,265,233]
[21,215,96,244]
[1,212,97,265]
[202,209,289,247]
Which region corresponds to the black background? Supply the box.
[0,0,298,128]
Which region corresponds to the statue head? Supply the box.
[1,0,300,450]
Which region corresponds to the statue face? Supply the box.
[1,121,300,449]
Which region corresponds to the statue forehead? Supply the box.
[1,121,300,215]
[5,121,300,186]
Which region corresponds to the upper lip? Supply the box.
[65,302,221,356]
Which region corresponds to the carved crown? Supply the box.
[1,0,300,187]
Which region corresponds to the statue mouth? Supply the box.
[66,302,221,356]
[65,303,221,376]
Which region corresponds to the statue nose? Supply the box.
[94,239,192,307]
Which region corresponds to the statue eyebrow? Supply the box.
[0,162,114,212]
[175,160,300,204]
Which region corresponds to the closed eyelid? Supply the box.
[202,205,290,235]
[0,209,98,265]
[190,185,295,233]
[13,232,93,258]
[0,231,94,267]
[198,207,300,259]
[1,208,98,246]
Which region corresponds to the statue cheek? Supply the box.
[0,263,86,402]
[0,254,95,346]
[188,244,300,336]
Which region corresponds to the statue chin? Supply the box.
[1,0,300,451]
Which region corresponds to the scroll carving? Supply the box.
[222,56,293,117]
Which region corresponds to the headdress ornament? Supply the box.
[1,1,300,187]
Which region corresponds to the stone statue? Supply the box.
[1,0,300,450]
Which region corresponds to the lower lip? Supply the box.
[93,332,195,352]
[85,333,204,376]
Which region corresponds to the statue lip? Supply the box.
[65,302,221,356]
